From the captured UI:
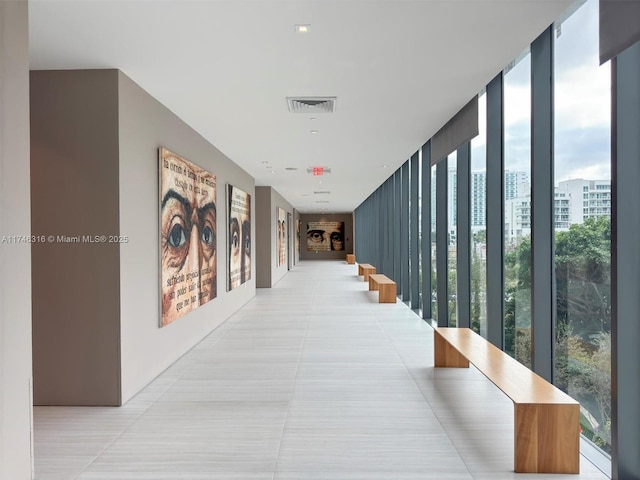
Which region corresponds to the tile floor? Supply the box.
[34,260,610,479]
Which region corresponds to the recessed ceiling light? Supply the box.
[310,130,319,134]
[382,165,388,168]
[294,24,310,33]
[310,117,316,121]
[261,161,269,164]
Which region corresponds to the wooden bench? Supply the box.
[368,274,397,303]
[346,254,356,264]
[357,263,376,281]
[434,327,580,474]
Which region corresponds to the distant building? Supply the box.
[504,190,573,246]
[470,170,528,233]
[557,178,611,224]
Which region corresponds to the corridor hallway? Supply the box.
[34,261,608,479]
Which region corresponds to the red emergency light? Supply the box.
[312,167,324,176]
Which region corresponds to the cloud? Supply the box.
[465,0,610,185]
[555,124,611,182]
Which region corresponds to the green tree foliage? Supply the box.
[555,216,611,338]
[503,216,611,452]
[504,235,532,359]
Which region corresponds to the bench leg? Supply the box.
[514,403,580,473]
[433,330,469,368]
[378,283,396,303]
[369,278,378,291]
[363,268,376,281]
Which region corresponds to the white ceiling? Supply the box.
[29,0,573,213]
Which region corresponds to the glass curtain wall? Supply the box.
[471,92,488,337]
[503,51,532,366]
[448,152,458,326]
[353,0,619,467]
[553,0,612,454]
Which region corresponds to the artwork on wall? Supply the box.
[227,184,251,290]
[277,207,287,266]
[296,219,300,258]
[159,147,217,327]
[306,221,345,252]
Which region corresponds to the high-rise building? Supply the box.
[557,178,611,224]
[469,170,528,232]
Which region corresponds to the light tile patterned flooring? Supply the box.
[34,260,610,479]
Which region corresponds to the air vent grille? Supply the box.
[287,97,336,113]
[313,191,330,195]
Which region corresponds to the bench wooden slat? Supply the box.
[435,327,577,405]
[368,274,394,286]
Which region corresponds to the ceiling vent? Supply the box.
[313,191,331,195]
[287,97,337,113]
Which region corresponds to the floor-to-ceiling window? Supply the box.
[553,0,611,455]
[448,152,458,326]
[503,50,532,366]
[471,92,488,337]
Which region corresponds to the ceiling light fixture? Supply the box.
[294,24,310,33]
[310,130,319,134]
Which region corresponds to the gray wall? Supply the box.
[30,69,257,405]
[31,70,122,405]
[299,213,354,261]
[255,186,293,287]
[117,71,256,402]
[255,187,272,287]
[0,1,33,476]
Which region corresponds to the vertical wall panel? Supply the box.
[410,153,420,309]
[393,169,401,284]
[0,1,33,477]
[611,42,640,480]
[421,142,432,319]
[401,161,410,302]
[530,26,555,382]
[486,73,505,348]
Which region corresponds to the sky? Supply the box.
[469,0,610,186]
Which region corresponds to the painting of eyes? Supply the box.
[159,148,217,327]
[227,184,251,290]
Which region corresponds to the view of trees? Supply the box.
[502,217,611,452]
